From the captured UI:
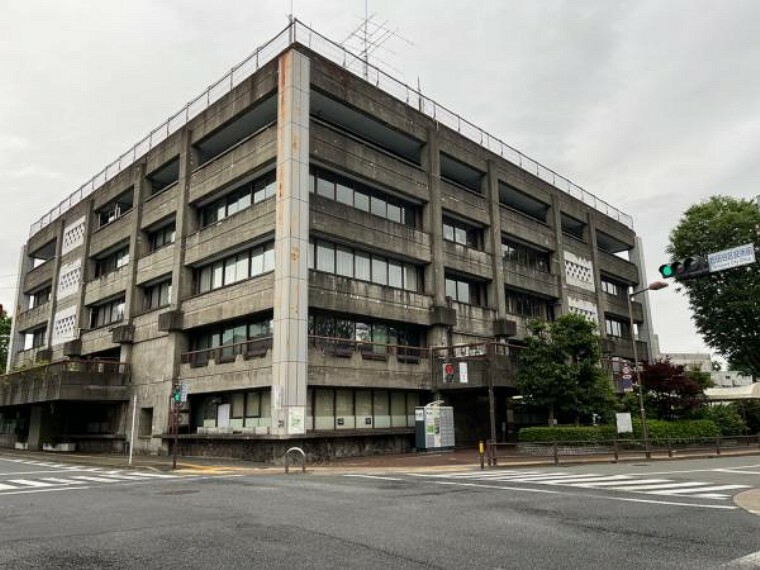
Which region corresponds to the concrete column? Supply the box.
[270,49,310,436]
[6,245,28,372]
[74,202,95,335]
[422,127,446,307]
[586,212,606,336]
[45,220,66,349]
[631,236,658,362]
[486,161,506,318]
[125,164,147,320]
[550,195,568,315]
[27,405,44,451]
[171,130,198,308]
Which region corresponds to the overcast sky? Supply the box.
[2,0,758,357]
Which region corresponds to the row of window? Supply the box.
[196,242,274,294]
[443,218,483,250]
[144,279,172,311]
[308,314,422,348]
[310,168,417,227]
[199,171,276,227]
[601,278,627,298]
[149,223,176,251]
[605,317,631,339]
[91,297,125,328]
[192,316,273,351]
[445,276,485,306]
[94,246,129,278]
[309,240,420,292]
[505,289,555,320]
[28,286,51,310]
[502,238,551,273]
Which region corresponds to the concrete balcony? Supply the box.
[599,250,639,285]
[0,359,130,407]
[180,338,273,394]
[442,241,493,281]
[308,336,431,391]
[440,180,489,227]
[430,341,521,390]
[603,293,644,322]
[24,259,55,294]
[84,266,129,306]
[141,183,180,230]
[89,211,133,258]
[80,325,120,355]
[503,261,559,300]
[452,302,496,337]
[602,337,648,362]
[181,274,275,330]
[135,245,175,286]
[188,126,277,205]
[500,207,556,251]
[16,304,50,333]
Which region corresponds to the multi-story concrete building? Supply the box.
[0,21,653,458]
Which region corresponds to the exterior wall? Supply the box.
[4,39,652,457]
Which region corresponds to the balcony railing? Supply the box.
[309,335,429,364]
[0,359,130,407]
[181,337,273,368]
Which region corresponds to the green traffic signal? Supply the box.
[659,264,674,278]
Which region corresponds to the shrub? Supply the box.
[692,405,747,436]
[518,419,720,443]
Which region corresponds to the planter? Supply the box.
[42,443,76,452]
[14,442,28,451]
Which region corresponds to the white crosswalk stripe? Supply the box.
[8,479,56,488]
[407,471,752,501]
[0,468,180,496]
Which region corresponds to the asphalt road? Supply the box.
[0,453,758,569]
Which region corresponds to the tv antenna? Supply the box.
[341,1,413,80]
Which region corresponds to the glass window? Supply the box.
[262,245,274,273]
[317,242,335,273]
[458,281,471,304]
[212,261,224,289]
[355,253,371,281]
[355,322,371,343]
[308,241,314,270]
[443,223,454,242]
[404,266,418,292]
[372,257,387,285]
[317,176,335,199]
[370,196,386,217]
[335,319,354,339]
[225,257,238,285]
[336,247,353,277]
[236,254,249,281]
[445,278,457,300]
[388,261,403,289]
[336,183,353,206]
[387,203,402,223]
[246,392,261,417]
[354,191,370,212]
[251,247,264,276]
[231,393,245,418]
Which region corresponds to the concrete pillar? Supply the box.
[631,236,658,362]
[27,405,44,451]
[422,127,446,307]
[171,131,198,308]
[550,195,568,315]
[6,245,28,372]
[486,160,506,318]
[125,163,147,320]
[586,212,606,336]
[45,220,66,349]
[270,49,310,436]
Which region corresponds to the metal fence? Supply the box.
[30,19,633,237]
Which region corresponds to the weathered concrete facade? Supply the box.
[1,24,653,457]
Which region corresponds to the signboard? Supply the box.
[442,362,455,383]
[179,383,189,403]
[622,378,633,392]
[708,243,756,273]
[458,362,469,384]
[616,412,633,434]
[417,403,456,449]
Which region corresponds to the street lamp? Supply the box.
[627,280,668,459]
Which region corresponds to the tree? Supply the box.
[517,314,615,425]
[0,312,11,373]
[639,360,706,420]
[667,196,760,377]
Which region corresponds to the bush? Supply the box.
[692,405,747,436]
[518,419,720,443]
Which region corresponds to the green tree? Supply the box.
[695,405,747,436]
[667,196,760,377]
[517,314,615,425]
[0,312,11,373]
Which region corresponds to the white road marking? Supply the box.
[343,474,404,481]
[715,469,760,476]
[39,478,88,485]
[574,479,670,487]
[724,549,760,567]
[7,479,56,488]
[613,481,710,491]
[0,469,97,476]
[0,487,92,497]
[649,484,750,496]
[0,483,17,491]
[70,476,128,483]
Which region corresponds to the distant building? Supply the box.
[709,371,753,388]
[0,21,655,458]
[659,352,712,371]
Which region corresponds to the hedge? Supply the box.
[519,419,720,443]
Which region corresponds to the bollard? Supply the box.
[479,441,485,470]
[667,436,673,458]
[716,436,722,456]
[552,441,559,465]
[613,439,619,462]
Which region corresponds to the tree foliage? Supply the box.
[639,360,706,420]
[0,313,11,373]
[667,196,760,376]
[517,314,615,425]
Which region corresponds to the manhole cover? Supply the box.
[157,489,200,496]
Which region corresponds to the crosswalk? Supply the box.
[409,470,752,500]
[0,457,179,495]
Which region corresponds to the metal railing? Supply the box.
[308,335,429,363]
[30,19,633,236]
[181,337,274,367]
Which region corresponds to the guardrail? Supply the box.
[30,19,632,237]
[485,435,760,466]
[181,337,274,367]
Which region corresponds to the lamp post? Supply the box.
[627,280,668,459]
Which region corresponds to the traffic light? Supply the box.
[658,257,710,281]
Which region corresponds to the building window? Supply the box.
[443,217,483,250]
[97,190,134,228]
[501,237,551,273]
[94,246,130,278]
[601,278,627,298]
[191,316,273,352]
[505,289,555,320]
[23,327,46,350]
[90,297,125,328]
[199,171,275,227]
[308,313,422,348]
[144,279,172,311]
[28,285,52,310]
[309,239,421,292]
[605,316,630,338]
[148,223,176,251]
[445,275,484,306]
[196,242,274,294]
[309,167,418,228]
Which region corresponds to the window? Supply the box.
[601,278,627,298]
[190,316,273,351]
[196,242,274,293]
[97,190,134,228]
[445,276,483,305]
[94,246,130,278]
[199,171,276,227]
[28,286,51,310]
[501,238,551,273]
[23,328,46,350]
[310,239,420,292]
[505,289,555,320]
[309,167,417,228]
[308,313,422,349]
[605,317,630,338]
[443,217,483,249]
[144,279,172,311]
[90,297,125,328]
[149,223,176,251]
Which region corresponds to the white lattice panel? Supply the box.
[56,258,82,300]
[61,216,86,255]
[568,297,599,324]
[51,305,78,346]
[564,251,595,292]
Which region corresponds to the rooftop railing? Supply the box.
[30,19,633,236]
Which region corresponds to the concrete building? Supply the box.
[0,21,653,458]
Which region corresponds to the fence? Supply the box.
[30,19,633,237]
[485,435,760,466]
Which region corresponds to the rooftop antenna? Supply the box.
[341,2,413,81]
